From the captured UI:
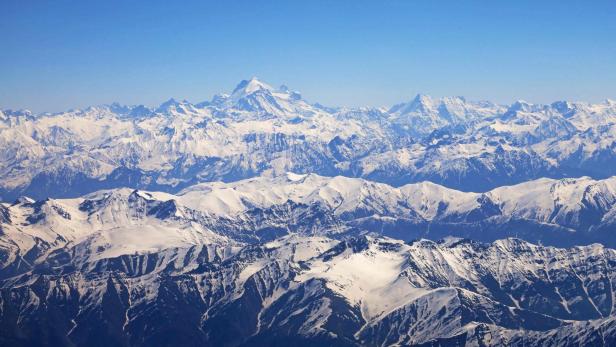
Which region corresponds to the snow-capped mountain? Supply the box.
[2,79,616,346]
[3,228,616,346]
[3,173,616,281]
[388,94,504,136]
[2,78,616,200]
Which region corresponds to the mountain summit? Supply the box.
[231,77,274,96]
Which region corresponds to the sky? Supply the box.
[1,0,615,113]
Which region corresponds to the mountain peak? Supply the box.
[161,97,179,105]
[155,98,193,114]
[1,109,33,118]
[412,93,433,104]
[390,94,435,115]
[505,100,550,116]
[232,77,273,96]
[387,94,433,114]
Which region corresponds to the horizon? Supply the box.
[3,76,616,115]
[2,0,615,113]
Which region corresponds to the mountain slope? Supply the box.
[2,234,616,346]
[3,173,616,280]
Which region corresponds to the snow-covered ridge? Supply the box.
[3,233,616,346]
[173,173,616,225]
[2,78,616,199]
[2,173,616,274]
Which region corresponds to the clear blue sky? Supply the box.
[1,0,615,113]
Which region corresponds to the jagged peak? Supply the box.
[551,100,573,109]
[507,100,539,113]
[1,108,34,118]
[85,102,152,118]
[155,98,193,114]
[159,97,179,106]
[441,95,467,103]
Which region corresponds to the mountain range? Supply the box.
[2,78,616,200]
[2,78,616,346]
[3,229,616,346]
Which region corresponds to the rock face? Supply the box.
[2,78,616,200]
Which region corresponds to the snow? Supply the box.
[3,78,616,201]
[84,222,224,260]
[4,171,616,271]
[4,173,614,260]
[489,176,616,224]
[4,201,616,346]
[232,77,274,96]
[0,189,234,266]
[5,77,616,344]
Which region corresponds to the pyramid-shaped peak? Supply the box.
[405,94,436,112]
[232,77,274,96]
[159,98,180,106]
[388,94,435,114]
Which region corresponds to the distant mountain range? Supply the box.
[2,79,616,346]
[2,78,616,200]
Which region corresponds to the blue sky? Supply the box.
[1,0,615,112]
